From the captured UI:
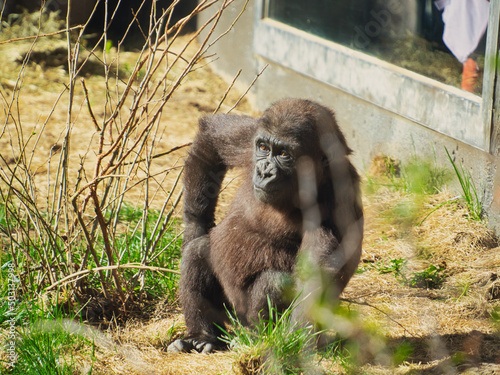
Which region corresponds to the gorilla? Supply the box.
[168,98,363,354]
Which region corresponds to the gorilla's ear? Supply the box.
[321,155,329,168]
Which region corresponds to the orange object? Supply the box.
[461,58,479,93]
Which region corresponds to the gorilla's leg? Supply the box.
[245,270,293,325]
[167,236,228,354]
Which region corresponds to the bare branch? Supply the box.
[214,69,242,114]
[0,26,84,45]
[227,64,268,113]
[46,263,180,291]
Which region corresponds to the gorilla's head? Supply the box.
[252,98,343,207]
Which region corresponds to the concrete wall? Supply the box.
[197,1,257,96]
[198,0,500,231]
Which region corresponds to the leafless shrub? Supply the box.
[0,0,249,313]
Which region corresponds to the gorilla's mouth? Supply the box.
[253,184,278,194]
[253,184,264,192]
[253,184,283,204]
[253,184,269,197]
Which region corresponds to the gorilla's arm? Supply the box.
[298,224,362,298]
[296,150,363,311]
[168,114,258,354]
[183,114,258,244]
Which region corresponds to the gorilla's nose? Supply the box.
[254,162,279,191]
[261,163,276,179]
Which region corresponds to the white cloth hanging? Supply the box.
[435,0,490,63]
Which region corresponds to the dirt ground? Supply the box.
[1,27,500,374]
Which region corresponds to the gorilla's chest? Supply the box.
[209,214,301,287]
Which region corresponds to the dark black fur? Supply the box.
[167,98,363,354]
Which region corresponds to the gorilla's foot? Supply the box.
[167,338,216,354]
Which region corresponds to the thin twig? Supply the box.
[90,188,126,302]
[81,79,101,131]
[340,297,423,338]
[0,26,84,45]
[122,142,192,166]
[46,263,180,291]
[213,69,242,114]
[71,198,109,298]
[227,64,268,114]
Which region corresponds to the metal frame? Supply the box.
[486,0,500,154]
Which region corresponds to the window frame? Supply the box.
[254,0,500,153]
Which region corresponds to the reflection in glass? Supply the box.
[266,0,488,96]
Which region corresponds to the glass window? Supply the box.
[266,0,488,96]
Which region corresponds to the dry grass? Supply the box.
[61,184,500,374]
[84,317,235,375]
[341,178,500,373]
[45,160,500,375]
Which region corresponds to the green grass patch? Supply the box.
[366,154,450,196]
[220,298,321,374]
[0,287,95,374]
[111,204,182,299]
[407,264,447,289]
[4,324,94,375]
[363,258,447,289]
[401,158,450,195]
[445,147,483,221]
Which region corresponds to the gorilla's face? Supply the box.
[252,133,297,205]
[251,103,329,208]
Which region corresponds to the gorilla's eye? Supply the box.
[258,142,270,152]
[279,150,290,159]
